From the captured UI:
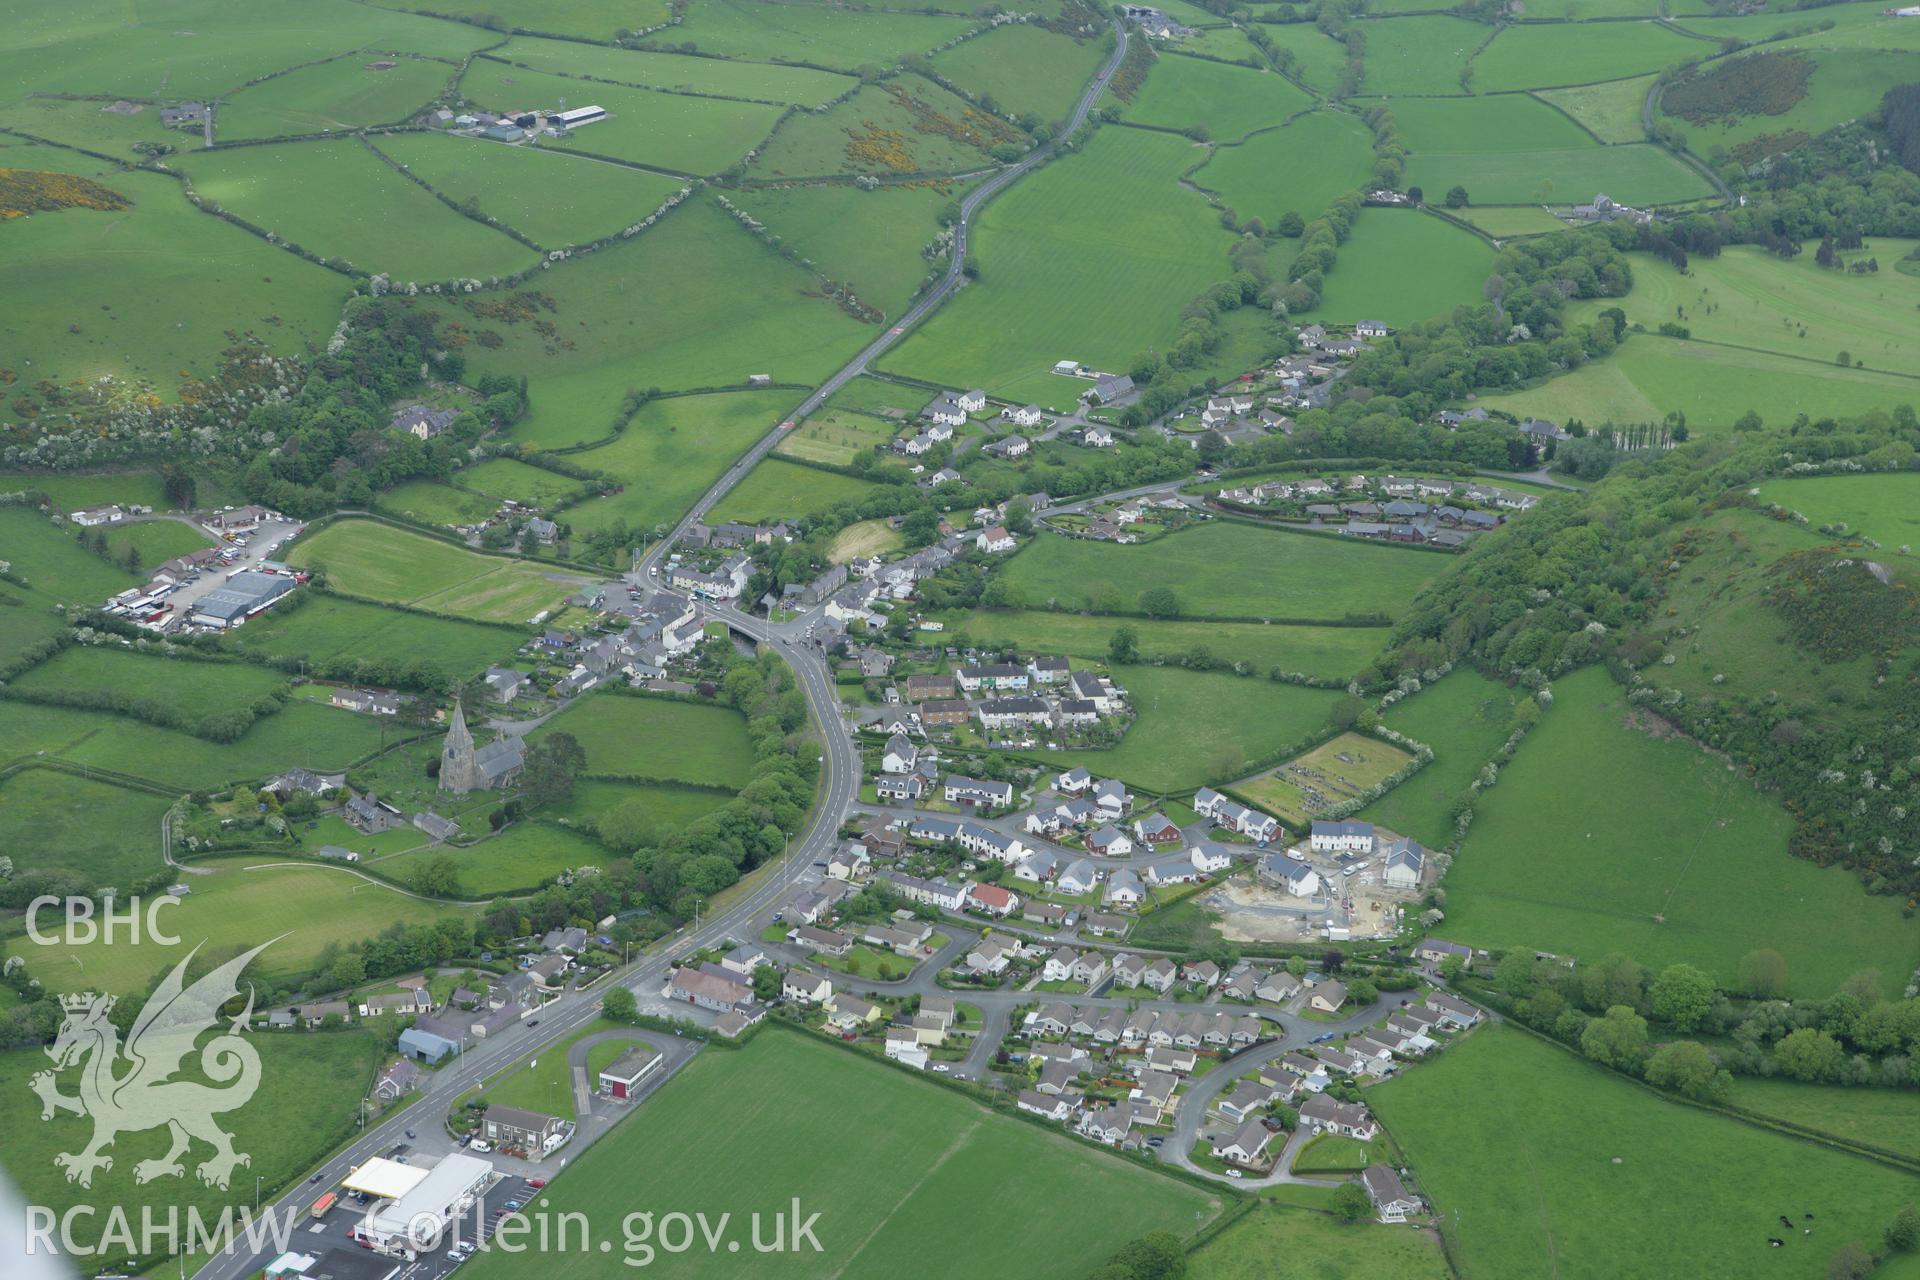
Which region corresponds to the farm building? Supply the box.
[190,571,296,628]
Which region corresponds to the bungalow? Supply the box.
[825,992,882,1033]
[1310,819,1375,855]
[1058,857,1100,896]
[1023,900,1070,928]
[668,966,750,1013]
[1255,971,1302,1003]
[1081,910,1129,937]
[1413,938,1474,968]
[1299,1092,1378,1140]
[967,937,1015,975]
[1211,1118,1277,1167]
[1014,849,1060,882]
[1103,868,1144,907]
[1130,1069,1178,1118]
[944,776,1016,808]
[1087,825,1133,857]
[782,971,834,1004]
[1219,1079,1277,1124]
[966,882,1020,917]
[1422,993,1482,1028]
[1134,812,1182,845]
[1017,1089,1072,1122]
[791,925,852,957]
[1146,1045,1197,1076]
[1309,980,1348,1014]
[1363,1164,1421,1223]
[1085,374,1135,405]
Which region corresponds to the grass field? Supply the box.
[1359,16,1486,95]
[1234,731,1413,827]
[0,1030,379,1261]
[1753,473,1920,547]
[665,0,978,70]
[1443,667,1916,998]
[1361,670,1518,847]
[707,459,886,523]
[8,856,475,993]
[366,0,671,39]
[533,694,754,788]
[1193,111,1375,231]
[179,139,534,281]
[1389,93,1598,154]
[1047,665,1345,792]
[490,36,855,105]
[458,59,784,176]
[1567,240,1920,376]
[476,1019,624,1119]
[226,593,523,682]
[1535,75,1657,143]
[1370,1025,1920,1280]
[995,525,1442,622]
[0,94,208,161]
[219,55,452,140]
[560,390,795,535]
[380,819,618,895]
[950,608,1390,678]
[1305,210,1493,327]
[371,132,686,249]
[727,181,955,319]
[1516,0,1661,16]
[0,156,347,396]
[1449,205,1571,238]
[11,646,288,719]
[289,520,584,623]
[373,480,499,528]
[1118,54,1314,141]
[1478,332,1920,429]
[1258,21,1354,95]
[458,1030,1221,1280]
[826,518,905,564]
[881,127,1231,392]
[0,768,168,884]
[92,519,214,574]
[1471,20,1708,92]
[1188,1201,1451,1280]
[453,199,872,443]
[0,507,141,668]
[454,458,587,509]
[774,408,901,466]
[931,23,1110,127]
[550,777,736,841]
[0,470,173,513]
[1406,142,1709,208]
[1724,1079,1920,1161]
[1658,49,1920,158]
[753,76,1010,178]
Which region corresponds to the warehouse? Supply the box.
[552,104,606,128]
[351,1153,493,1254]
[189,570,295,628]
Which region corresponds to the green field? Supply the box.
[950,608,1390,679]
[1259,21,1354,95]
[219,55,452,140]
[455,458,586,509]
[1371,1025,1920,1280]
[882,127,1231,392]
[1725,1078,1920,1160]
[0,470,174,513]
[458,1030,1222,1280]
[550,777,736,844]
[664,0,978,70]
[1514,0,1661,16]
[1389,93,1599,154]
[774,408,901,467]
[379,819,617,895]
[534,694,754,788]
[1409,142,1709,208]
[1189,1201,1451,1280]
[1568,240,1920,377]
[1443,667,1917,998]
[1304,210,1494,327]
[1359,16,1487,95]
[458,60,784,176]
[453,199,872,443]
[1234,731,1414,827]
[1471,20,1709,92]
[1478,332,1920,429]
[1118,53,1314,141]
[179,139,534,281]
[1362,669,1519,847]
[1450,205,1572,238]
[373,480,500,528]
[476,1019,625,1120]
[0,768,168,884]
[1536,75,1657,144]
[1193,111,1375,231]
[752,76,1013,178]
[489,36,855,105]
[92,519,215,573]
[0,1030,379,1261]
[1754,473,1920,548]
[1658,49,1920,158]
[995,525,1442,622]
[727,181,955,319]
[8,856,475,993]
[11,646,288,718]
[930,23,1111,127]
[0,508,140,667]
[371,132,687,249]
[290,520,585,623]
[562,391,798,535]
[1047,665,1345,792]
[0,156,348,395]
[366,0,670,39]
[0,95,209,162]
[226,593,524,682]
[707,458,886,523]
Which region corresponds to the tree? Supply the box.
[1581,1005,1649,1070]
[1650,964,1716,1032]
[1495,951,1536,998]
[1643,1040,1729,1102]
[162,468,197,511]
[1138,586,1180,618]
[1276,211,1304,237]
[1444,185,1469,208]
[522,731,586,806]
[1330,1183,1374,1224]
[1774,1027,1846,1082]
[1109,625,1139,665]
[1886,1204,1920,1253]
[1406,186,1424,204]
[1739,949,1788,999]
[1826,1242,1876,1280]
[1580,953,1647,1013]
[750,965,780,1003]
[412,854,459,897]
[602,986,637,1023]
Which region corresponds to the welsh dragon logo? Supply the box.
[29,940,275,1190]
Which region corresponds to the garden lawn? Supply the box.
[9,646,288,718]
[218,55,452,139]
[1443,667,1917,998]
[1233,732,1413,828]
[226,594,524,683]
[7,855,475,994]
[951,609,1388,679]
[458,61,784,175]
[663,0,978,70]
[1407,142,1708,207]
[453,199,872,444]
[707,459,887,523]
[1359,15,1486,95]
[457,1029,1221,1280]
[288,519,586,622]
[490,36,854,105]
[1567,240,1920,377]
[179,138,538,280]
[994,525,1441,622]
[370,132,686,249]
[1753,473,1920,548]
[931,23,1110,127]
[1305,210,1493,327]
[0,1030,380,1263]
[533,694,754,787]
[752,76,1013,178]
[1188,1201,1450,1280]
[727,181,958,319]
[1724,1078,1920,1160]
[1361,669,1518,847]
[1118,54,1314,141]
[1471,20,1709,92]
[0,768,168,884]
[1536,75,1658,143]
[881,127,1232,392]
[1045,666,1344,792]
[1370,1024,1920,1280]
[1192,111,1375,231]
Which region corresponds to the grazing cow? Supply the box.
[1779,1216,1794,1230]
[1768,1239,1784,1248]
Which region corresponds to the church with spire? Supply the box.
[439,699,526,794]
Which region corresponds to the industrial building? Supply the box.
[347,1153,493,1255]
[188,570,295,628]
[552,104,606,128]
[599,1045,665,1099]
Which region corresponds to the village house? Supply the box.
[1363,1164,1421,1223]
[1299,1092,1378,1140]
[783,971,834,1004]
[1311,818,1375,855]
